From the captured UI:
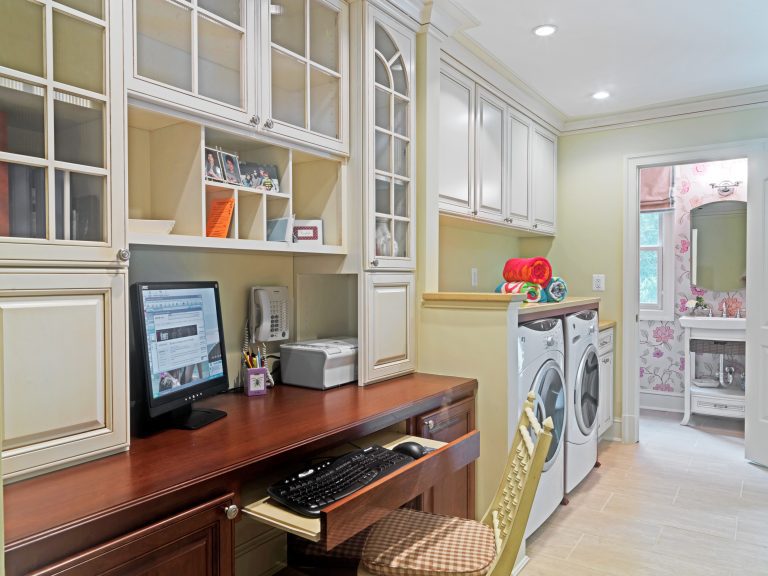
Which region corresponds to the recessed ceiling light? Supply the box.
[533,24,557,37]
[592,91,611,100]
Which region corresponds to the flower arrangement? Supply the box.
[685,296,709,315]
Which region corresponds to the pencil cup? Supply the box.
[242,366,268,396]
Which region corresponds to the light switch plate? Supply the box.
[592,274,606,291]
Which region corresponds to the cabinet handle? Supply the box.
[472,209,478,216]
[263,118,274,130]
[533,223,539,229]
[602,357,610,364]
[371,259,379,267]
[427,419,435,430]
[116,248,131,263]
[250,115,260,127]
[223,504,239,520]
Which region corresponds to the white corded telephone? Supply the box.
[249,286,290,343]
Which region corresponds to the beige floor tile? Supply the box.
[526,523,584,560]
[653,526,768,573]
[521,553,618,576]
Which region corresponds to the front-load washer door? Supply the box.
[531,359,566,471]
[574,344,600,436]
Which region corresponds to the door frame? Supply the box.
[622,139,767,444]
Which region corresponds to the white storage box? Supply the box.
[280,337,358,389]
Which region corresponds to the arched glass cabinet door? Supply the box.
[367,10,415,270]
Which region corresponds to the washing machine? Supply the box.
[518,318,566,537]
[564,309,600,494]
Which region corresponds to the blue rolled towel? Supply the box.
[544,276,568,302]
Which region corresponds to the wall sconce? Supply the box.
[710,180,742,197]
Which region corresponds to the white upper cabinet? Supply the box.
[437,61,556,236]
[365,6,415,270]
[0,0,126,265]
[531,124,557,233]
[263,0,349,154]
[125,0,349,156]
[505,108,532,228]
[438,65,474,215]
[475,87,505,222]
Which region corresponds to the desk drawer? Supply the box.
[241,430,479,550]
[692,394,745,418]
[598,328,614,355]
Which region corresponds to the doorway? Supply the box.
[621,140,768,462]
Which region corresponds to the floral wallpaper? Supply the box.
[638,159,747,394]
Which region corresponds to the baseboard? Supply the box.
[513,555,530,576]
[640,390,684,413]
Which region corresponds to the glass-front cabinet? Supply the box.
[0,0,125,264]
[365,7,415,270]
[125,0,349,155]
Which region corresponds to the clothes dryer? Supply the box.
[518,318,566,537]
[564,310,600,493]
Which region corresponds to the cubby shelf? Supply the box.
[127,106,346,255]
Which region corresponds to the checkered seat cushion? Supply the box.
[361,508,497,576]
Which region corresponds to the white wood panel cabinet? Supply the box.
[364,4,416,271]
[597,327,614,438]
[124,0,349,156]
[0,269,129,482]
[437,65,474,215]
[437,62,556,236]
[0,0,126,266]
[362,273,415,384]
[475,88,505,222]
[531,124,557,234]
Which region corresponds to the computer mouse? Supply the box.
[392,441,428,459]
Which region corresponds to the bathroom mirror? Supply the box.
[691,200,746,292]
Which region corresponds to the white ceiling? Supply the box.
[459,0,768,119]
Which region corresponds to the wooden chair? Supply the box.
[357,391,554,576]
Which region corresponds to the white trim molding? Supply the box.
[639,390,684,413]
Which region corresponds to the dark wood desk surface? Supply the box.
[4,373,477,572]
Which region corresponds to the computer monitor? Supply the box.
[131,281,229,430]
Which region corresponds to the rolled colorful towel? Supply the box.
[544,276,568,303]
[497,281,542,303]
[502,257,553,286]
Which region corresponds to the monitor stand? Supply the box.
[172,405,227,430]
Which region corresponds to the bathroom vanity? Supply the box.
[680,315,746,425]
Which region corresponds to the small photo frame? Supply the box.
[204,148,225,182]
[293,219,323,245]
[239,162,280,193]
[221,152,242,185]
[243,366,268,396]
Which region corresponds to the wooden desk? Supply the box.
[4,373,477,575]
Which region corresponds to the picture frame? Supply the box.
[204,148,225,182]
[220,152,242,185]
[239,162,280,193]
[243,366,268,396]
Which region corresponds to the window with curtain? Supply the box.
[639,210,674,320]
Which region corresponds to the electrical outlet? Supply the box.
[471,267,479,288]
[592,274,606,292]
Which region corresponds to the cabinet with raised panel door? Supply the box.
[124,0,349,155]
[597,327,614,437]
[437,61,557,236]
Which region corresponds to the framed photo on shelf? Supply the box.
[239,162,280,193]
[204,148,225,182]
[221,152,242,185]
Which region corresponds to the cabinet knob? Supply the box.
[116,248,131,263]
[250,115,260,127]
[533,223,539,229]
[223,504,239,520]
[472,210,478,216]
[263,118,274,130]
[427,419,435,430]
[371,259,379,267]
[602,357,610,364]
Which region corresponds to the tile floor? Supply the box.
[523,410,768,576]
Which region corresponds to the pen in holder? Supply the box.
[242,366,268,396]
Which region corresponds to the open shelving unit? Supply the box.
[127,106,346,254]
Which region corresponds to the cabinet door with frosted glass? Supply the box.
[126,0,253,126]
[263,0,348,154]
[366,7,415,271]
[0,0,126,265]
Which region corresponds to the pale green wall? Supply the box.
[439,218,520,292]
[519,106,768,419]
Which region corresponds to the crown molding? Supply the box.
[443,35,566,133]
[562,86,768,134]
[418,0,480,38]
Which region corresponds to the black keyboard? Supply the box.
[267,445,414,517]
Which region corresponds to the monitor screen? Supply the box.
[133,282,229,421]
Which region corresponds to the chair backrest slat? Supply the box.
[481,391,554,576]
